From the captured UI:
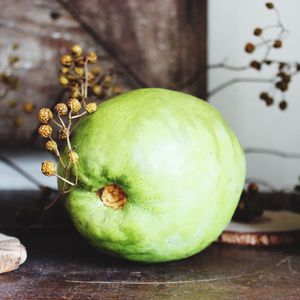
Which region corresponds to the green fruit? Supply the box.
[59,88,245,263]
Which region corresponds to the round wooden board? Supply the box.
[0,233,27,274]
[219,210,300,246]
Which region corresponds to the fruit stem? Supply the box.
[97,184,127,209]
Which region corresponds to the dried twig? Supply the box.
[208,77,274,98]
[245,147,300,159]
[208,2,299,110]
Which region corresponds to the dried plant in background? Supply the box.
[208,2,300,221]
[0,43,36,127]
[0,43,20,103]
[209,2,299,110]
[38,45,122,196]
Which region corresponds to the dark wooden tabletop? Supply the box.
[1,228,300,300]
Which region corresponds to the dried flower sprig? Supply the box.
[38,44,122,195]
[209,2,299,110]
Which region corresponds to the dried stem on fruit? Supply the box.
[37,44,122,195]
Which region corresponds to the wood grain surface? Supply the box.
[1,192,300,298]
[0,228,299,300]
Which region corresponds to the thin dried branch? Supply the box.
[208,77,274,98]
[245,147,300,159]
[209,63,250,71]
[208,2,298,110]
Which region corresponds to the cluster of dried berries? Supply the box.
[0,43,35,127]
[0,43,20,96]
[210,2,299,110]
[244,2,296,110]
[233,183,263,222]
[38,45,122,194]
[59,44,121,102]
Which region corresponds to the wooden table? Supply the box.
[1,228,300,300]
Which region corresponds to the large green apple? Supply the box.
[59,88,245,263]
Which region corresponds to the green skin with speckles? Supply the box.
[58,88,246,263]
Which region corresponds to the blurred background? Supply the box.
[0,0,206,192]
[1,0,300,226]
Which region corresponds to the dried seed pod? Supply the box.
[14,116,23,128]
[22,102,35,114]
[90,65,101,75]
[284,75,291,83]
[233,191,263,222]
[265,97,274,106]
[279,62,286,70]
[38,124,52,138]
[279,100,287,110]
[113,85,122,95]
[85,102,97,113]
[277,72,291,83]
[41,161,56,176]
[60,67,69,74]
[71,44,83,57]
[60,55,73,67]
[66,74,77,81]
[245,43,255,53]
[59,75,69,86]
[3,75,19,89]
[74,55,85,67]
[264,60,272,65]
[92,85,102,96]
[58,128,68,140]
[250,60,261,70]
[38,108,53,123]
[275,81,288,92]
[87,72,95,83]
[68,151,79,165]
[74,67,84,77]
[45,140,58,152]
[54,103,68,116]
[103,75,112,86]
[9,55,19,65]
[68,98,82,113]
[273,40,282,48]
[86,52,97,64]
[260,92,269,100]
[253,28,262,36]
[70,87,81,98]
[247,183,259,193]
